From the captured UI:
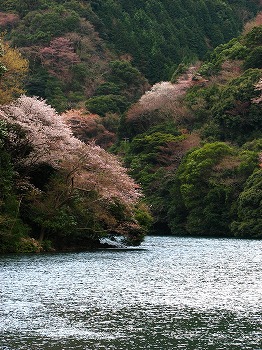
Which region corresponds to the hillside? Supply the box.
[118,19,262,238]
[0,4,262,253]
[0,0,260,112]
[90,0,260,81]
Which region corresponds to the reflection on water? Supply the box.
[1,236,261,349]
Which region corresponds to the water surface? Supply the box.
[1,236,261,349]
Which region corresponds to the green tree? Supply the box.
[85,94,129,116]
[0,121,30,253]
[231,169,262,238]
[168,142,258,236]
[243,46,262,69]
[212,69,262,144]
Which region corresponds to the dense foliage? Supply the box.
[118,23,262,238]
[0,4,261,253]
[0,96,150,253]
[168,143,258,236]
[0,0,259,112]
[91,0,259,82]
[0,38,28,104]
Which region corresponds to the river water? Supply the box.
[0,236,261,350]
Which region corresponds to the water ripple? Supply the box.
[1,236,261,349]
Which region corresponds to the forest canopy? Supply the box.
[117,22,262,239]
[0,2,261,253]
[0,0,260,111]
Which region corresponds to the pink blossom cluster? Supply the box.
[0,95,82,166]
[0,96,141,206]
[0,12,19,28]
[139,67,197,110]
[39,37,80,80]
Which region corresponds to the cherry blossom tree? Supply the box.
[0,95,81,166]
[0,12,19,28]
[123,66,203,137]
[0,95,141,206]
[39,37,80,81]
[65,141,141,206]
[62,109,117,148]
[0,95,146,247]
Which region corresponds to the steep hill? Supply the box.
[0,0,260,111]
[118,21,262,238]
[0,4,262,254]
[90,0,260,81]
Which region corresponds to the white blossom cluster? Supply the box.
[0,95,141,206]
